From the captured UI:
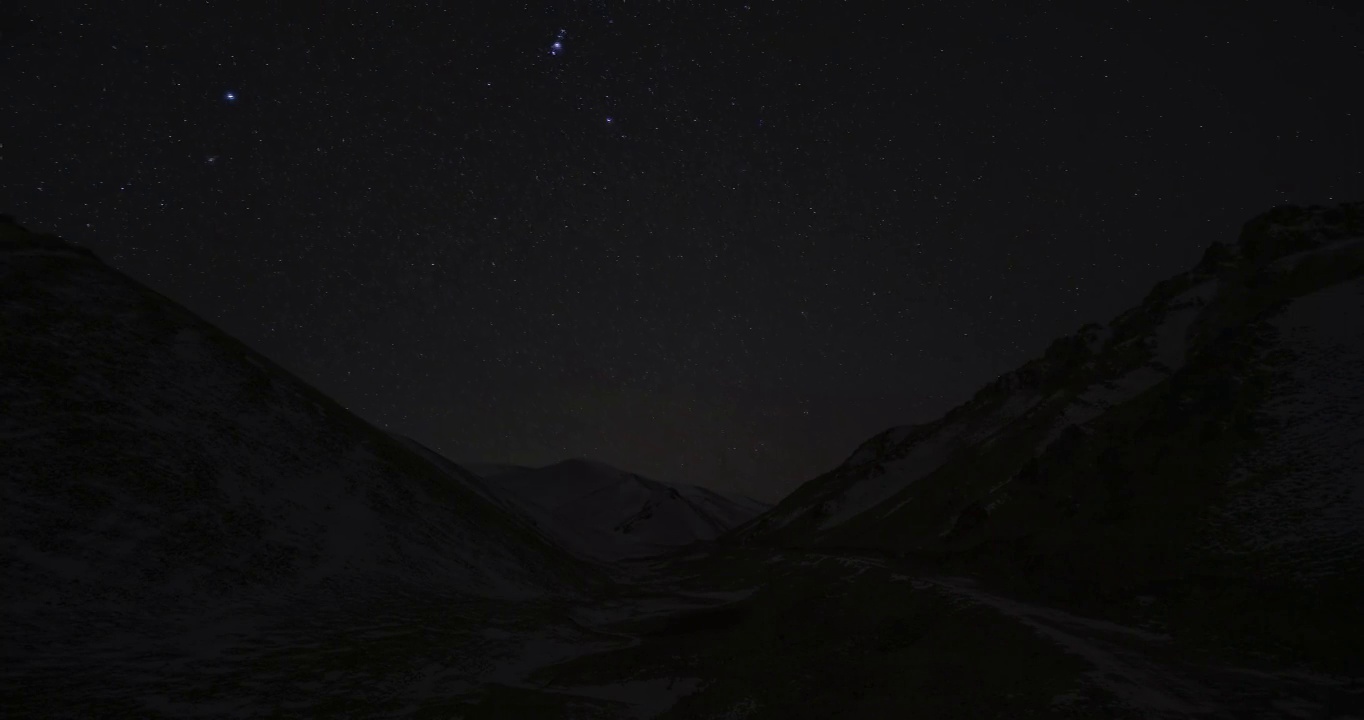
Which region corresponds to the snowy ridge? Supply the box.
[389,436,529,520]
[741,201,1364,545]
[0,222,588,664]
[469,458,770,561]
[1033,278,1219,453]
[748,377,1044,535]
[822,429,955,529]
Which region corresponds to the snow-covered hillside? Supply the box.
[720,201,1364,692]
[468,458,770,561]
[0,219,592,672]
[1203,273,1364,581]
[738,202,1364,573]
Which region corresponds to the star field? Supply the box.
[5,1,1362,501]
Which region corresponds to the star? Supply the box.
[223,91,237,103]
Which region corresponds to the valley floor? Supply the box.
[7,548,1362,719]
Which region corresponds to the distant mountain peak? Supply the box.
[464,457,770,561]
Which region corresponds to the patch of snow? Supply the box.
[821,431,954,529]
[829,556,880,578]
[555,677,706,719]
[983,490,1011,514]
[1153,280,1217,371]
[853,391,1043,523]
[846,425,917,464]
[1035,282,1217,454]
[1267,234,1364,272]
[919,577,1344,718]
[762,501,814,530]
[1207,276,1364,579]
[706,697,761,719]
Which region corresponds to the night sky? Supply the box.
[5,2,1362,502]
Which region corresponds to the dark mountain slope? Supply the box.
[734,202,1364,674]
[0,218,603,714]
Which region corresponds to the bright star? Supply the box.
[223,91,237,102]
